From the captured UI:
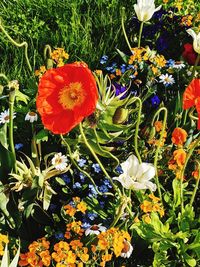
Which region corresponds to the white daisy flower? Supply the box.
[51,153,68,171]
[0,109,16,124]
[25,111,38,123]
[173,62,185,70]
[120,240,133,258]
[85,224,107,236]
[159,73,175,86]
[113,155,156,192]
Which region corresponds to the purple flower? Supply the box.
[150,95,160,108]
[112,82,127,99]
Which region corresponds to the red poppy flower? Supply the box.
[182,43,200,65]
[36,62,98,134]
[183,79,200,129]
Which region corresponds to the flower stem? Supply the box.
[79,123,118,191]
[180,135,200,213]
[9,88,17,173]
[191,53,200,79]
[121,7,132,53]
[0,20,32,73]
[152,107,168,203]
[190,162,200,206]
[133,97,142,163]
[138,22,144,48]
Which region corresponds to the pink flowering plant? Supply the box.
[0,1,200,266]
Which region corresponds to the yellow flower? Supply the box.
[77,201,87,214]
[142,214,151,224]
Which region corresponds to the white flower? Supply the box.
[25,111,38,123]
[51,153,68,171]
[113,155,156,191]
[187,28,200,54]
[85,224,107,236]
[159,73,175,86]
[120,240,133,258]
[173,62,185,70]
[0,109,16,124]
[134,0,162,22]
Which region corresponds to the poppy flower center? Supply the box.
[58,82,86,110]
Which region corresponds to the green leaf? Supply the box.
[172,178,181,208]
[0,143,15,184]
[15,90,29,104]
[0,243,9,267]
[0,124,8,149]
[55,177,66,186]
[184,253,196,267]
[35,129,49,143]
[43,187,54,211]
[116,48,129,63]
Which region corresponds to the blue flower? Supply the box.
[167,59,175,68]
[116,165,123,174]
[61,174,71,184]
[120,64,127,74]
[78,158,87,167]
[100,55,108,64]
[150,95,160,108]
[106,62,117,73]
[15,143,23,150]
[49,204,57,212]
[89,184,98,196]
[73,182,82,189]
[55,232,64,240]
[92,163,101,173]
[99,201,105,208]
[87,212,98,221]
[103,179,112,188]
[99,185,108,193]
[79,172,86,182]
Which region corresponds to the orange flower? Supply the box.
[183,79,200,129]
[154,121,163,132]
[36,62,98,134]
[173,149,186,167]
[171,127,187,146]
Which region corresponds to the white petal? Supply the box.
[187,29,197,40]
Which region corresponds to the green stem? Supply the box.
[79,123,118,192]
[121,7,132,53]
[0,74,9,83]
[138,22,144,48]
[180,135,200,213]
[190,162,200,206]
[43,45,52,60]
[133,97,142,163]
[0,20,32,73]
[152,107,168,203]
[9,89,17,173]
[60,135,114,197]
[191,53,200,79]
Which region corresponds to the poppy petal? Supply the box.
[36,63,98,134]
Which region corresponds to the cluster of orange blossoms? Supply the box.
[19,237,51,267]
[140,194,165,224]
[18,226,132,267]
[64,197,87,218]
[51,48,69,67]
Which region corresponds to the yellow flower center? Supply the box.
[58,82,85,110]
